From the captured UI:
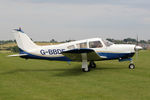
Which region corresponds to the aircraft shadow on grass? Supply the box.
[0,65,126,77]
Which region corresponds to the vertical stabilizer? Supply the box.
[13,28,39,52]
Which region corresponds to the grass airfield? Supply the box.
[0,50,150,100]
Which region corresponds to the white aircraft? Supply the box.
[9,28,143,72]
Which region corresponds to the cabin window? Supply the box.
[89,41,103,48]
[76,42,87,48]
[67,45,75,49]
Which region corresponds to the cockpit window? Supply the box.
[102,39,113,47]
[76,42,87,48]
[89,41,103,48]
[67,45,75,50]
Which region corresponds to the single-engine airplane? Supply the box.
[9,28,143,72]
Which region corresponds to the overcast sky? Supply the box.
[0,0,150,41]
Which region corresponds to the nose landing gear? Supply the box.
[119,58,136,69]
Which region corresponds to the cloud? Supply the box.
[4,0,150,6]
[0,0,150,41]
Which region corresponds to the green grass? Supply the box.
[0,50,150,100]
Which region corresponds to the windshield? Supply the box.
[102,39,114,47]
[89,41,103,48]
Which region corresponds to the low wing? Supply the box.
[8,54,28,57]
[62,48,106,61]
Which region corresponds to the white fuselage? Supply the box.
[22,38,136,61]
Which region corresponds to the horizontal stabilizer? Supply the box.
[8,54,28,57]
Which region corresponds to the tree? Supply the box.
[148,40,150,44]
[140,40,147,44]
[123,38,136,43]
[50,39,57,43]
[10,46,19,53]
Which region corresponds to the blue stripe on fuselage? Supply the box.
[19,48,134,61]
[22,53,72,61]
[19,48,72,61]
[98,52,135,60]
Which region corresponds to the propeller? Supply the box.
[134,35,142,61]
[136,35,139,61]
[136,35,138,46]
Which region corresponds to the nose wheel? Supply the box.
[129,63,135,69]
[129,60,135,69]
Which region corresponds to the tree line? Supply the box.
[0,38,150,45]
[0,38,150,53]
[106,38,150,44]
[0,40,16,45]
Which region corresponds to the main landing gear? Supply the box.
[81,53,97,72]
[82,61,96,72]
[89,61,96,68]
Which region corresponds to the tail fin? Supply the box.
[13,28,39,52]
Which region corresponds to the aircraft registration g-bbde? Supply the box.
[9,28,143,72]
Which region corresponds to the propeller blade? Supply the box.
[135,34,142,62]
[136,49,138,61]
[136,34,138,46]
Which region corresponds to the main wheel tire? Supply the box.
[129,64,135,69]
[82,67,90,72]
[91,62,96,68]
[89,61,96,68]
